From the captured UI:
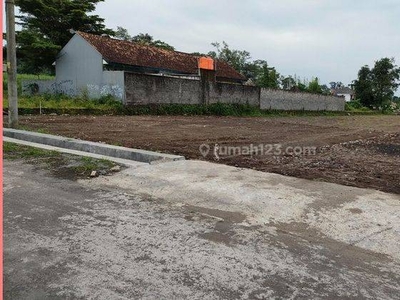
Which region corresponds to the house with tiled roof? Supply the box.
[331,87,355,102]
[54,32,245,101]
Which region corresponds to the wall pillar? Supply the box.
[199,69,216,105]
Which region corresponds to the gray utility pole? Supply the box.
[6,0,18,128]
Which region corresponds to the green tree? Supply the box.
[281,76,296,90]
[354,58,400,108]
[208,42,281,87]
[251,60,280,88]
[114,26,132,41]
[15,0,114,73]
[308,77,323,94]
[320,84,331,95]
[329,81,343,89]
[371,58,400,106]
[131,33,175,51]
[208,41,251,75]
[353,66,374,107]
[16,29,60,74]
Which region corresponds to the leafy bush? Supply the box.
[4,93,123,112]
[94,95,124,109]
[123,103,264,117]
[381,101,399,114]
[7,94,382,117]
[345,100,371,112]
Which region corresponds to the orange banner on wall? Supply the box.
[198,57,215,71]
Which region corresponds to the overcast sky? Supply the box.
[95,0,399,86]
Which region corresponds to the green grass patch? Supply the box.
[11,102,384,117]
[72,157,115,175]
[4,142,60,160]
[4,94,124,111]
[121,103,382,117]
[345,100,373,112]
[3,91,386,117]
[3,142,120,180]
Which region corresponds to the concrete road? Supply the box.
[4,159,400,299]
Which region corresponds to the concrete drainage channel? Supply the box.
[3,129,185,165]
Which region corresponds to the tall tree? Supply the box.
[320,84,331,95]
[354,58,400,108]
[208,42,280,88]
[329,81,343,89]
[353,66,374,107]
[208,41,251,76]
[371,58,400,106]
[251,60,280,89]
[281,76,296,90]
[114,26,132,41]
[131,33,175,51]
[15,0,114,73]
[113,27,175,50]
[308,77,323,94]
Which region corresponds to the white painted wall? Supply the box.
[102,71,125,101]
[55,34,104,96]
[337,93,352,102]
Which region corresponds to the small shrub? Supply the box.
[345,99,372,112]
[91,95,124,111]
[80,88,90,102]
[345,100,363,110]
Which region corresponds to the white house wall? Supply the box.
[337,93,351,102]
[100,71,125,102]
[55,34,103,97]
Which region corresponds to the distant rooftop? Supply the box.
[77,32,245,81]
[332,87,355,95]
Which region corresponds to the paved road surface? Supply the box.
[4,159,400,299]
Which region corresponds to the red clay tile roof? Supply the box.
[77,32,245,81]
[331,87,355,95]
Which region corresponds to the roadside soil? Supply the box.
[17,114,400,194]
[4,143,123,180]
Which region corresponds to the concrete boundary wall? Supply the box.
[23,71,125,101]
[22,79,75,96]
[208,82,260,106]
[125,72,344,111]
[125,73,201,105]
[260,89,345,111]
[23,72,346,111]
[125,73,260,107]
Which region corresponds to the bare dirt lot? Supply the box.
[18,115,400,194]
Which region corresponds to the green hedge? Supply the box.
[14,103,383,117]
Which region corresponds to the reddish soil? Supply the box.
[18,115,400,194]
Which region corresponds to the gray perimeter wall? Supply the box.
[27,71,345,111]
[88,71,125,101]
[260,89,346,111]
[208,83,260,106]
[125,73,201,105]
[125,72,344,111]
[22,71,125,101]
[125,73,260,106]
[22,79,75,96]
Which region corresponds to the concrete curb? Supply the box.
[3,137,146,167]
[4,129,185,164]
